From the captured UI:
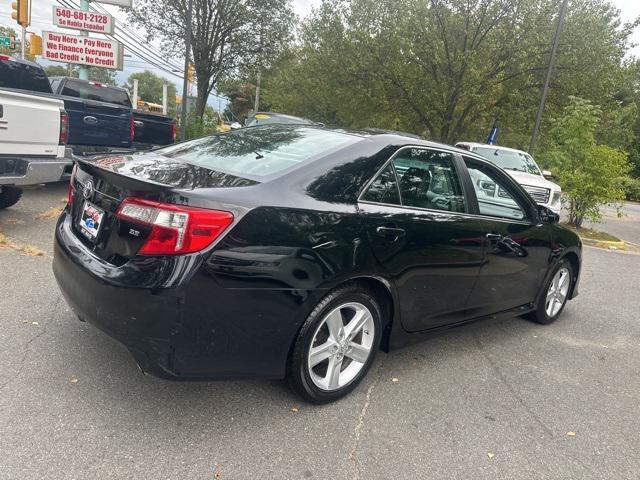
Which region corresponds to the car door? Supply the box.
[461,156,553,317]
[358,146,486,332]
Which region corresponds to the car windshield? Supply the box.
[60,79,131,107]
[156,126,359,178]
[473,147,541,175]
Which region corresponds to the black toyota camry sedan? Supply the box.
[53,125,581,403]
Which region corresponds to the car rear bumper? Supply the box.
[0,155,71,186]
[52,210,311,380]
[53,211,182,379]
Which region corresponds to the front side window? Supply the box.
[393,149,465,212]
[465,160,527,221]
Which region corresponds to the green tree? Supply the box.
[123,70,177,117]
[127,0,294,119]
[261,0,633,145]
[539,97,630,227]
[44,63,117,84]
[44,65,71,77]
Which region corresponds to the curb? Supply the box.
[581,237,627,250]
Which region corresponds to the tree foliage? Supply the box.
[262,0,634,146]
[127,0,295,118]
[44,63,117,85]
[123,70,177,117]
[539,97,630,227]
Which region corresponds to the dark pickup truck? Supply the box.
[132,109,176,148]
[49,77,133,152]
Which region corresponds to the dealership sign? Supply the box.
[42,31,123,70]
[52,6,115,35]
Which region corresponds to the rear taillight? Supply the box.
[115,198,234,255]
[171,122,177,142]
[67,163,77,205]
[59,110,69,145]
[129,115,135,142]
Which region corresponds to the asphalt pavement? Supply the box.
[1,183,639,480]
[583,202,640,245]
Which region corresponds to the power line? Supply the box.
[56,0,184,78]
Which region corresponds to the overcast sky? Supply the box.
[1,0,639,108]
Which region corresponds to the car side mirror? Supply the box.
[542,170,554,180]
[538,204,559,223]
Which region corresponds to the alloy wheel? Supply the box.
[307,302,375,391]
[545,267,570,318]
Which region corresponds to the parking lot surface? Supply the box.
[1,184,639,480]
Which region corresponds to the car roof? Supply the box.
[0,55,44,69]
[251,112,316,123]
[456,142,531,155]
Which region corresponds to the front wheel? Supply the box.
[526,259,573,325]
[0,186,23,209]
[287,284,382,404]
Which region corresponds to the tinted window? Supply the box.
[361,164,400,205]
[393,149,465,212]
[157,127,359,178]
[0,60,52,93]
[465,160,526,221]
[473,147,541,176]
[61,79,131,107]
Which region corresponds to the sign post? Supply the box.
[77,0,90,80]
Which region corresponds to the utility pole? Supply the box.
[529,0,569,154]
[179,0,194,141]
[78,0,90,80]
[21,26,25,59]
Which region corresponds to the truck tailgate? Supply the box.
[0,89,64,157]
[62,97,131,147]
[133,110,175,146]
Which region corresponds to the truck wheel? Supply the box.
[0,187,23,209]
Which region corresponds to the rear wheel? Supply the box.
[287,284,382,404]
[0,186,23,209]
[526,259,573,325]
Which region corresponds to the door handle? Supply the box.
[376,226,406,240]
[485,233,503,242]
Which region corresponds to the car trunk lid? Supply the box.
[69,153,256,264]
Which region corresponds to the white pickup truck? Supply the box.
[0,56,71,209]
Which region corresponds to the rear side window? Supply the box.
[361,164,400,205]
[393,149,465,212]
[157,127,360,178]
[0,60,52,93]
[61,80,131,107]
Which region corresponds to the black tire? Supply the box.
[287,283,383,404]
[0,187,23,209]
[526,259,573,325]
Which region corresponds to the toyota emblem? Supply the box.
[82,181,94,200]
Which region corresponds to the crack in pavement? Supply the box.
[348,357,385,480]
[472,330,554,438]
[0,294,62,394]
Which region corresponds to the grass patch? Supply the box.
[562,223,621,242]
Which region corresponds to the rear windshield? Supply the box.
[157,127,360,178]
[60,79,131,107]
[247,114,315,126]
[0,60,52,93]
